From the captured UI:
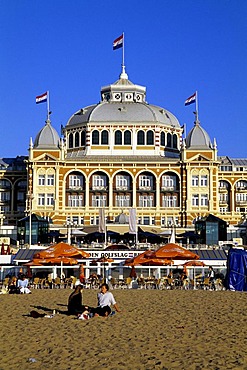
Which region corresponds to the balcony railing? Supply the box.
[139,186,152,191]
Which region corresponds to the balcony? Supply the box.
[92,186,107,191]
[116,186,128,191]
[236,200,247,206]
[218,187,228,192]
[161,186,176,192]
[139,186,152,191]
[236,186,247,191]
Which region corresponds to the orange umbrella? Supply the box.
[183,260,206,267]
[30,256,78,265]
[155,243,199,260]
[140,258,173,266]
[124,250,156,266]
[33,241,90,259]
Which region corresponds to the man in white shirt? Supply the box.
[93,283,121,317]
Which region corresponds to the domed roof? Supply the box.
[33,119,60,149]
[186,120,212,149]
[66,69,180,129]
[66,102,180,128]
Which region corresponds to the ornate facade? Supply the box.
[22,68,247,233]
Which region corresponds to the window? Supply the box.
[17,192,25,201]
[139,175,153,188]
[192,194,199,206]
[115,195,130,207]
[38,194,45,206]
[75,132,80,147]
[173,134,177,149]
[47,174,55,186]
[38,175,45,186]
[93,175,106,188]
[236,193,247,202]
[0,192,10,201]
[146,130,154,145]
[200,175,208,187]
[81,131,86,146]
[219,194,228,202]
[160,132,165,146]
[167,133,172,147]
[162,175,176,188]
[115,130,122,145]
[192,175,199,187]
[116,175,129,188]
[101,130,108,145]
[143,216,150,225]
[68,133,73,148]
[139,195,153,207]
[92,130,99,144]
[92,195,106,207]
[124,130,131,145]
[47,193,54,206]
[201,194,208,206]
[0,180,10,188]
[137,130,145,145]
[162,195,177,207]
[68,195,83,207]
[69,174,83,189]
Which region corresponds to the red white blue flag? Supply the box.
[113,34,123,50]
[36,92,48,104]
[185,92,196,106]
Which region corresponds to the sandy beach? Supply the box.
[0,288,247,370]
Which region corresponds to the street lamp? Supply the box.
[20,227,25,249]
[27,193,34,247]
[65,220,76,245]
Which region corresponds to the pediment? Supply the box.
[33,153,58,162]
[187,153,212,162]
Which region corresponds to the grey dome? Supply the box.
[66,70,181,129]
[66,102,180,128]
[186,121,212,149]
[34,120,60,149]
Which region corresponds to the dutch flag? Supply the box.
[113,34,123,50]
[36,92,48,104]
[184,92,196,106]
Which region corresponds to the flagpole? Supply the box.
[122,32,125,69]
[47,91,50,120]
[196,90,199,121]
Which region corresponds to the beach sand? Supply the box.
[0,288,247,370]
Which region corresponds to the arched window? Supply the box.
[173,134,177,149]
[137,130,145,145]
[101,130,109,145]
[167,133,172,147]
[75,132,80,147]
[92,130,99,145]
[160,132,165,146]
[81,131,86,146]
[147,130,154,145]
[115,130,122,145]
[124,130,131,145]
[68,133,73,148]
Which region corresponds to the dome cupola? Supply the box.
[33,119,60,149]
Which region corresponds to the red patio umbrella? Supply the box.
[155,243,199,260]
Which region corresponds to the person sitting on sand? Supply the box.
[68,281,89,316]
[8,276,19,294]
[92,283,121,317]
[17,275,31,294]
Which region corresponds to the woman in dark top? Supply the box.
[68,284,88,315]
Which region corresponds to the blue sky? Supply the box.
[0,0,246,158]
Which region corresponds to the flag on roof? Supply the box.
[36,92,48,104]
[113,34,123,50]
[185,92,196,106]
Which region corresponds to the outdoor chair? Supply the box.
[53,277,61,288]
[33,277,41,289]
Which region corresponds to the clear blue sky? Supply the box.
[0,0,246,158]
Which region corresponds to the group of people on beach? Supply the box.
[68,281,121,319]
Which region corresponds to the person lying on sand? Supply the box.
[91,283,121,317]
